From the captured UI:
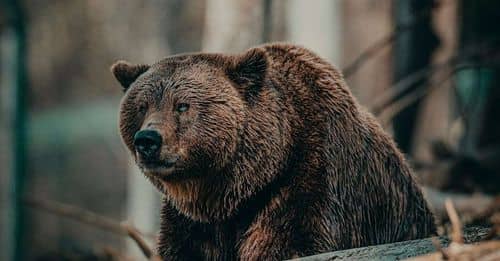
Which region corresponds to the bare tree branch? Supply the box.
[342,32,397,78]
[25,197,161,261]
[377,65,456,126]
[342,2,437,78]
[368,61,452,115]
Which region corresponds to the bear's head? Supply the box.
[112,48,282,222]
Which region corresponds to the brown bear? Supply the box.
[111,43,436,260]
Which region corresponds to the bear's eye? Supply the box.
[176,103,190,113]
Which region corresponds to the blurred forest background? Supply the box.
[0,0,499,260]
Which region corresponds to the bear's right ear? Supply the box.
[110,61,150,91]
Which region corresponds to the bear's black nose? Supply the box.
[134,130,162,160]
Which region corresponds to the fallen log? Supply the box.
[291,227,491,261]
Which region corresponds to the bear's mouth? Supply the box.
[139,160,179,177]
[136,151,182,176]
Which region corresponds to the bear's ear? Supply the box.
[226,48,268,100]
[110,61,150,91]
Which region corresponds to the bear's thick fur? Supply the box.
[112,43,435,260]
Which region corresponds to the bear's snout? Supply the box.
[134,129,162,161]
[133,129,182,175]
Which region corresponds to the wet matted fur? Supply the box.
[112,43,436,260]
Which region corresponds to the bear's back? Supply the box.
[260,43,436,247]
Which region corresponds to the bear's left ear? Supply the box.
[110,61,150,91]
[226,48,268,99]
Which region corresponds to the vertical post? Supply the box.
[392,0,437,153]
[2,0,28,260]
[262,0,272,43]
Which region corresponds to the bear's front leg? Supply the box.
[238,219,297,260]
[238,189,339,260]
[237,195,307,261]
[157,200,201,260]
